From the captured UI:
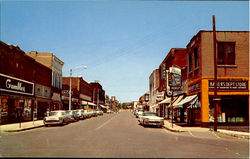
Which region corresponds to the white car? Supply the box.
[44,110,70,126]
[138,112,164,127]
[136,110,144,118]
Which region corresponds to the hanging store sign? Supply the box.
[209,80,248,90]
[168,66,181,91]
[0,73,34,96]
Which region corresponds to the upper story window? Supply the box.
[188,53,193,73]
[217,42,235,65]
[194,47,199,69]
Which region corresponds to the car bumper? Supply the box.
[44,120,63,125]
[143,121,164,126]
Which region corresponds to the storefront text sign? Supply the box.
[0,73,34,95]
[189,82,200,93]
[209,80,248,90]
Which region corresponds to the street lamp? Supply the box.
[69,65,87,110]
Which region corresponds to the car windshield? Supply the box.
[143,112,157,116]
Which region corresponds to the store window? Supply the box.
[188,53,193,73]
[0,97,8,124]
[217,42,235,65]
[194,48,199,69]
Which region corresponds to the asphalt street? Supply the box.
[0,110,249,158]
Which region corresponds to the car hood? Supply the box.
[141,116,164,120]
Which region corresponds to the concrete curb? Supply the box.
[163,125,186,132]
[210,129,250,139]
[2,125,45,132]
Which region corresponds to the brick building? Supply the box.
[0,41,52,124]
[182,30,249,126]
[62,77,93,110]
[90,82,106,110]
[26,51,64,111]
[156,48,188,117]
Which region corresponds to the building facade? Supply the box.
[149,69,159,112]
[90,82,105,110]
[62,77,93,110]
[157,48,188,117]
[0,41,52,124]
[186,31,249,126]
[26,51,64,111]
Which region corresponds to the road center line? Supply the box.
[95,115,117,130]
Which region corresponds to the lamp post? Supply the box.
[69,65,87,110]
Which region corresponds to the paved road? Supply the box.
[0,110,249,158]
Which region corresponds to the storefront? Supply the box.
[188,78,249,127]
[0,73,35,125]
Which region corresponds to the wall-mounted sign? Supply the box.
[168,66,181,91]
[189,82,200,93]
[209,80,248,90]
[0,73,34,96]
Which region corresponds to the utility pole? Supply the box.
[213,15,218,131]
[69,69,72,110]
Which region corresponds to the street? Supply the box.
[0,110,249,158]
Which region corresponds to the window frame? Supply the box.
[217,42,236,66]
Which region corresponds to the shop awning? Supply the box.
[187,97,199,109]
[152,104,159,108]
[100,105,107,109]
[167,95,184,108]
[173,95,197,109]
[81,101,96,106]
[159,97,171,104]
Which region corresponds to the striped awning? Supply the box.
[81,101,96,106]
[159,97,171,104]
[173,95,197,109]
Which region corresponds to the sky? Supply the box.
[1,0,249,103]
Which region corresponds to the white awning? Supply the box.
[100,105,107,109]
[82,101,96,106]
[174,95,197,108]
[159,97,171,104]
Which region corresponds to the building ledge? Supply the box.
[217,65,237,68]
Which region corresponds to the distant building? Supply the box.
[62,77,93,110]
[149,69,159,112]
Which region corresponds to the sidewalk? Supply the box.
[0,120,45,132]
[163,120,250,139]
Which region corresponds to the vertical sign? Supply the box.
[168,66,182,91]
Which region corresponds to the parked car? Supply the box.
[92,110,98,117]
[136,110,144,118]
[75,109,86,120]
[66,110,80,122]
[138,112,164,127]
[87,110,93,118]
[107,110,113,114]
[44,110,70,126]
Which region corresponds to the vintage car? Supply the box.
[138,112,164,127]
[44,110,70,126]
[66,110,80,122]
[136,110,144,118]
[75,109,87,120]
